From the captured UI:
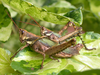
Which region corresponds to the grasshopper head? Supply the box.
[41,27,47,35]
[41,26,52,36]
[77,27,83,34]
[41,26,49,36]
[19,29,39,44]
[19,29,29,43]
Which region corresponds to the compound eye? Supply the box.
[21,30,24,34]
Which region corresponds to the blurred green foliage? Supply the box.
[0,0,100,75]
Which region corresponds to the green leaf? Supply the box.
[44,1,76,14]
[0,48,20,74]
[66,0,91,11]
[47,72,57,75]
[90,0,100,19]
[90,0,100,6]
[23,0,47,7]
[75,32,100,44]
[83,32,100,40]
[43,0,60,6]
[57,69,100,75]
[69,69,100,75]
[48,1,75,8]
[64,7,83,25]
[1,0,80,26]
[58,69,71,75]
[0,4,12,41]
[82,10,100,33]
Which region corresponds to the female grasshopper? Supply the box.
[6,10,83,69]
[23,14,96,50]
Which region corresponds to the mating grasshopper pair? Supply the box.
[6,10,95,69]
[22,14,95,50]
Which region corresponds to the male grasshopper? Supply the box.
[6,10,83,69]
[22,14,96,50]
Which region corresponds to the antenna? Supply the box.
[28,14,41,27]
[5,10,20,30]
[16,20,39,27]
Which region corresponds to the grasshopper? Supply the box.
[6,10,83,69]
[5,10,47,59]
[21,14,96,50]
